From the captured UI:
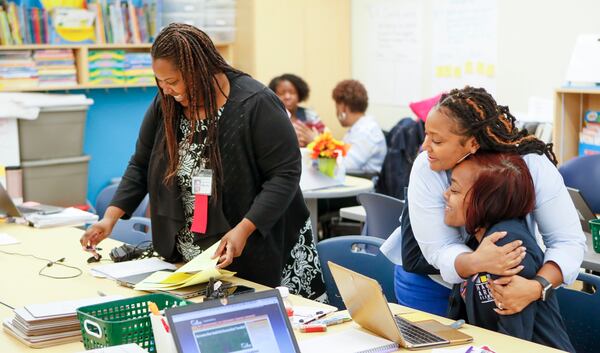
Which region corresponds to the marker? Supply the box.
[317,316,352,326]
[299,324,327,333]
[148,301,170,333]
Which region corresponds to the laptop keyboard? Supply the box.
[394,316,448,346]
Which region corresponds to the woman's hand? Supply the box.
[488,275,542,315]
[80,218,115,249]
[293,121,317,147]
[471,231,527,276]
[213,218,256,269]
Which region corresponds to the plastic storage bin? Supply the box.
[77,293,187,352]
[204,0,236,9]
[162,13,205,28]
[162,0,205,13]
[21,155,90,206]
[204,9,236,27]
[204,27,235,42]
[18,105,88,161]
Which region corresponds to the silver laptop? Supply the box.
[329,261,472,349]
[567,187,598,232]
[0,183,63,217]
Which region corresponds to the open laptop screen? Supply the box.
[166,289,300,353]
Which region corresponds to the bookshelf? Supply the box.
[0,42,234,92]
[554,87,600,164]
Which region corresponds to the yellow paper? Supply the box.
[465,61,474,74]
[485,64,495,77]
[176,241,221,273]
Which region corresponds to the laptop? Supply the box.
[567,187,598,232]
[328,261,472,350]
[0,183,63,217]
[166,289,301,353]
[116,271,232,300]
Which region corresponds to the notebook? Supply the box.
[299,327,398,353]
[166,289,301,353]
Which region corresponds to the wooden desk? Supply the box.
[0,224,565,352]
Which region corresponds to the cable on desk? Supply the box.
[0,249,83,279]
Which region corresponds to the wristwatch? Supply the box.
[533,275,554,301]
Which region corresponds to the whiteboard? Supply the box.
[352,0,600,130]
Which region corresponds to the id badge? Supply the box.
[192,169,213,196]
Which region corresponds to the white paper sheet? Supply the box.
[0,233,19,245]
[363,0,423,105]
[431,0,498,94]
[89,257,176,280]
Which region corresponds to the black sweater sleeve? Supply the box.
[110,94,160,218]
[244,89,302,235]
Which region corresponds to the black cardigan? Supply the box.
[110,71,309,287]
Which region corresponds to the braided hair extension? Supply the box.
[151,23,243,194]
[437,86,558,165]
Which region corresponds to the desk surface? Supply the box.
[302,175,373,199]
[0,224,565,353]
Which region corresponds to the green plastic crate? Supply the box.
[76,293,187,352]
[591,219,600,253]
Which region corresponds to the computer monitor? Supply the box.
[166,289,300,353]
[567,187,598,232]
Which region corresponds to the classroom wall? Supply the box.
[234,0,352,139]
[352,0,600,130]
[82,88,157,205]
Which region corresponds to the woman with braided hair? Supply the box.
[80,23,326,300]
[383,86,585,316]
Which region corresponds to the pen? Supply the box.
[298,311,327,324]
[317,316,352,326]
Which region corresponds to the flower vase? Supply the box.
[317,157,337,178]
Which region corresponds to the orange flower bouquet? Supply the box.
[306,132,350,177]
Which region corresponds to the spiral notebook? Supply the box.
[299,327,398,353]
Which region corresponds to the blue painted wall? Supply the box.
[72,87,157,205]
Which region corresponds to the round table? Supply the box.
[301,175,374,244]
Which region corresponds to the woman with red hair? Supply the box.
[443,152,573,351]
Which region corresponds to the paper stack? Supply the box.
[0,51,38,89]
[124,52,153,84]
[135,241,235,291]
[2,296,123,348]
[25,207,98,228]
[33,49,77,87]
[88,50,125,85]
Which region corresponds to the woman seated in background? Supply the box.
[269,73,325,147]
[444,152,574,352]
[332,79,386,175]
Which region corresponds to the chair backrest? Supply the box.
[111,216,152,246]
[95,183,149,218]
[556,272,600,353]
[357,192,404,239]
[316,235,396,309]
[559,154,600,213]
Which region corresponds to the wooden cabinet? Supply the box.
[0,42,233,92]
[554,87,600,164]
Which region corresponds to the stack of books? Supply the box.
[88,50,125,85]
[2,296,122,348]
[124,52,153,84]
[0,50,38,89]
[33,49,77,87]
[580,110,600,156]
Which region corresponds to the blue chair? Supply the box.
[559,154,600,213]
[111,216,152,247]
[317,235,396,309]
[95,184,149,219]
[556,272,600,353]
[357,192,404,239]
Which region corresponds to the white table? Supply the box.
[339,205,366,222]
[302,176,373,243]
[583,231,600,272]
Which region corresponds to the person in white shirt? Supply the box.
[332,79,387,174]
[382,86,585,317]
